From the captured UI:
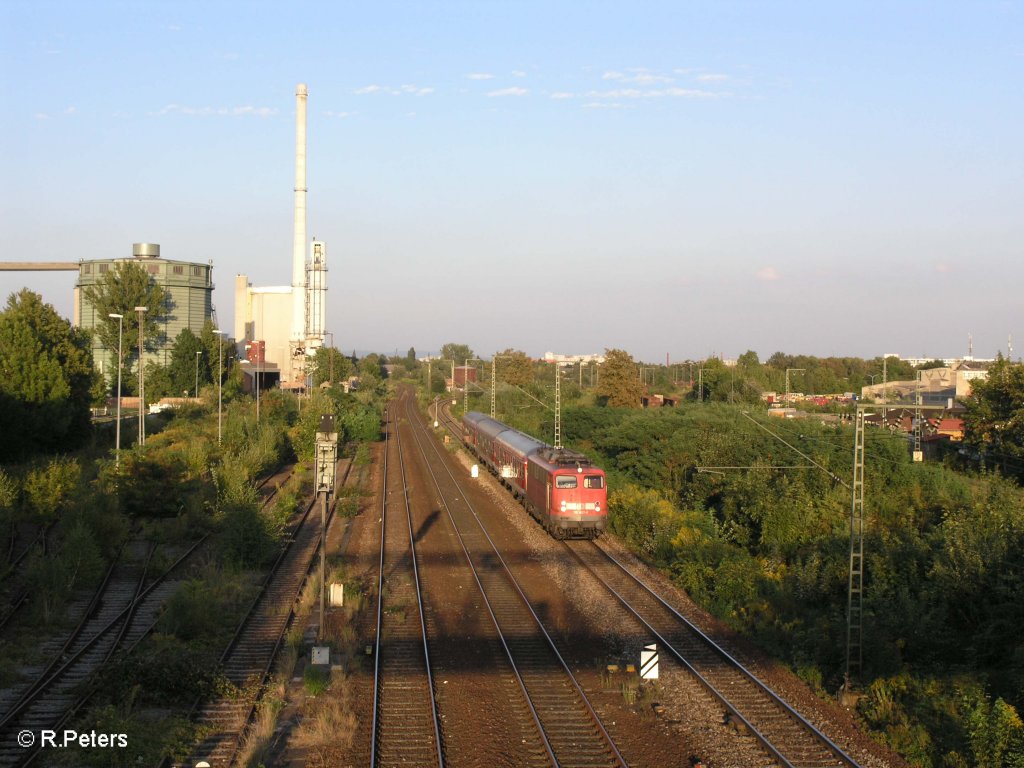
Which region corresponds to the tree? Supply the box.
[406,347,416,364]
[167,328,208,396]
[198,321,233,388]
[441,343,474,364]
[962,356,1024,482]
[498,348,534,387]
[309,346,352,386]
[81,262,168,393]
[0,290,99,461]
[597,348,643,408]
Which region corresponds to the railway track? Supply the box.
[369,404,443,767]
[567,540,860,768]
[402,393,624,768]
[0,539,199,767]
[0,462,297,767]
[434,398,862,767]
[177,457,350,768]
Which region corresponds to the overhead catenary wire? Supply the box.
[739,411,850,489]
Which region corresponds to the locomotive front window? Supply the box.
[584,475,604,489]
[555,476,577,489]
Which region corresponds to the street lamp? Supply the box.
[108,313,123,467]
[134,307,147,446]
[195,350,202,398]
[213,329,225,444]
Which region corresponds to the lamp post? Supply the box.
[109,313,123,467]
[214,329,224,445]
[134,306,147,446]
[195,350,202,398]
[315,414,338,641]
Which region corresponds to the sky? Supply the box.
[1,1,1021,363]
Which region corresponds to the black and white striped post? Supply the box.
[640,643,659,680]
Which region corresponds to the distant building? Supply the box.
[74,243,214,381]
[860,364,989,405]
[543,351,605,366]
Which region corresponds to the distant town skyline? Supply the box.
[2,2,1021,362]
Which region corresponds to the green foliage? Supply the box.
[157,571,254,643]
[21,457,81,521]
[0,289,98,460]
[962,357,1024,482]
[26,518,105,624]
[303,664,330,695]
[441,342,474,364]
[167,327,208,396]
[81,262,168,357]
[497,348,534,387]
[572,398,1024,766]
[309,346,352,386]
[597,348,643,408]
[859,675,1024,767]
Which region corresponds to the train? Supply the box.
[462,411,607,539]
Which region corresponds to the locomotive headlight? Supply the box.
[560,500,566,512]
[595,502,601,513]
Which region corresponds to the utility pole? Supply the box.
[195,350,202,398]
[698,367,703,402]
[785,368,805,406]
[554,363,562,449]
[491,357,497,418]
[913,370,923,462]
[214,329,225,445]
[315,414,338,641]
[109,313,123,467]
[134,306,147,446]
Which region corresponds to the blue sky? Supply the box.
[2,1,1021,362]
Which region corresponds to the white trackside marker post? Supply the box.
[640,643,659,680]
[471,464,479,479]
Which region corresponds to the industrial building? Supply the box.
[74,242,215,380]
[233,84,328,389]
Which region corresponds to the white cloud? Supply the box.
[696,73,729,82]
[64,106,76,115]
[511,70,527,77]
[466,72,495,80]
[757,267,780,281]
[356,83,433,96]
[550,92,574,100]
[487,87,529,97]
[149,104,277,117]
[325,110,357,119]
[33,112,50,120]
[584,102,624,109]
[586,87,724,100]
[603,69,673,84]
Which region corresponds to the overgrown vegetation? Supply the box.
[556,404,1024,767]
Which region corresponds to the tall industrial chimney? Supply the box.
[291,84,308,343]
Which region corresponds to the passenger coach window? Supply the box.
[555,476,577,489]
[584,475,604,489]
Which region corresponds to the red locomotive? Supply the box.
[462,411,607,539]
